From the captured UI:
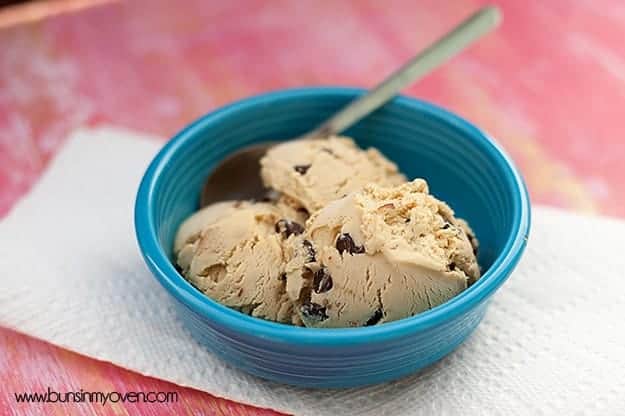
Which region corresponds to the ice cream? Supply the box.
[174,200,305,325]
[275,194,310,224]
[260,136,406,212]
[173,136,480,328]
[284,179,480,328]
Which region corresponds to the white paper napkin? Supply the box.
[1,127,624,415]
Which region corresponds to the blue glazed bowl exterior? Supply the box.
[135,87,531,388]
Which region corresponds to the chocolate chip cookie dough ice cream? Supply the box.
[260,136,406,212]
[284,179,480,328]
[173,136,480,328]
[174,200,305,325]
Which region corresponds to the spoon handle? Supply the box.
[305,5,501,139]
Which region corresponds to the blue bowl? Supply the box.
[135,87,530,388]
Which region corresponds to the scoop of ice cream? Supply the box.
[285,179,480,328]
[174,200,306,325]
[174,201,238,255]
[260,136,406,213]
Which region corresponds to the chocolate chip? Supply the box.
[405,218,411,223]
[442,222,451,230]
[302,239,316,262]
[448,262,456,271]
[300,302,328,321]
[365,309,383,326]
[313,268,333,293]
[294,164,311,175]
[275,219,304,238]
[302,267,314,280]
[279,273,287,281]
[336,233,365,255]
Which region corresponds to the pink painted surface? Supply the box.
[1,0,624,414]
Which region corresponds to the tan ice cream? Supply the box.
[174,200,306,325]
[260,136,406,212]
[284,179,480,328]
[174,136,480,328]
[275,194,310,224]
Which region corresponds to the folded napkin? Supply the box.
[1,127,624,415]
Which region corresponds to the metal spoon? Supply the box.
[200,5,501,207]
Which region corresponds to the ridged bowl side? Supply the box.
[174,301,489,387]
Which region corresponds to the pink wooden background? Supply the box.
[1,0,624,414]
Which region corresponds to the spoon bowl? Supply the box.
[200,141,276,206]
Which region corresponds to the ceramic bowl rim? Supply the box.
[134,87,531,346]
